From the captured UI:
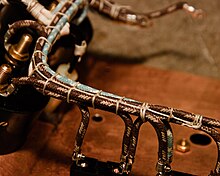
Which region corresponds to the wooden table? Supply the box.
[0,57,220,176]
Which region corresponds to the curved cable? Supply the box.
[7,0,220,174]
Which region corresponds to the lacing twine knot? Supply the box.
[92,90,102,109]
[140,102,150,122]
[116,97,125,115]
[183,114,203,129]
[173,114,203,129]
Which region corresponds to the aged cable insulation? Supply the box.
[7,0,220,174]
[89,0,203,27]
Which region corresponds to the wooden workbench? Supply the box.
[0,57,220,176]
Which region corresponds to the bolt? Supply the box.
[6,33,33,67]
[176,138,190,153]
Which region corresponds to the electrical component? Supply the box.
[71,156,129,176]
[0,0,92,154]
[0,0,219,176]
[5,33,33,67]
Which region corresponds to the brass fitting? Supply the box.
[0,64,12,89]
[176,138,190,153]
[5,33,33,67]
[0,64,15,96]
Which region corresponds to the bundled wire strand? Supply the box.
[1,0,218,175]
[89,0,204,27]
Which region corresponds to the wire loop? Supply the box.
[67,82,80,103]
[56,11,70,21]
[92,90,102,109]
[168,108,174,122]
[46,25,61,38]
[43,73,58,95]
[116,97,125,115]
[37,36,52,49]
[140,102,150,122]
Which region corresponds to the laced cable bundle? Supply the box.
[0,0,218,175]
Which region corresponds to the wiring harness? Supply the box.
[0,0,218,175]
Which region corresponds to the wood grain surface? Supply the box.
[1,57,220,176]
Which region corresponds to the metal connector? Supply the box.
[0,64,15,96]
[5,33,33,67]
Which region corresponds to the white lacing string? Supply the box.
[115,97,125,115]
[67,82,80,103]
[29,50,48,76]
[33,49,48,58]
[140,102,150,122]
[32,50,49,64]
[171,113,203,129]
[37,36,52,50]
[31,62,45,73]
[92,90,102,109]
[168,108,174,122]
[56,11,70,21]
[49,9,70,28]
[46,6,72,37]
[42,73,58,95]
[184,114,203,129]
[46,25,61,39]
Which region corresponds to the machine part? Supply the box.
[72,104,90,162]
[0,0,219,175]
[89,0,204,27]
[0,83,49,154]
[0,16,49,154]
[5,33,33,67]
[0,1,93,134]
[12,1,219,173]
[71,156,130,176]
[44,63,78,113]
[0,64,12,86]
[0,64,15,96]
[0,109,41,154]
[156,160,172,176]
[175,138,190,153]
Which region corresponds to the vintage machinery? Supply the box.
[0,0,219,176]
[0,0,93,154]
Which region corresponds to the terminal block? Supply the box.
[70,156,130,176]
